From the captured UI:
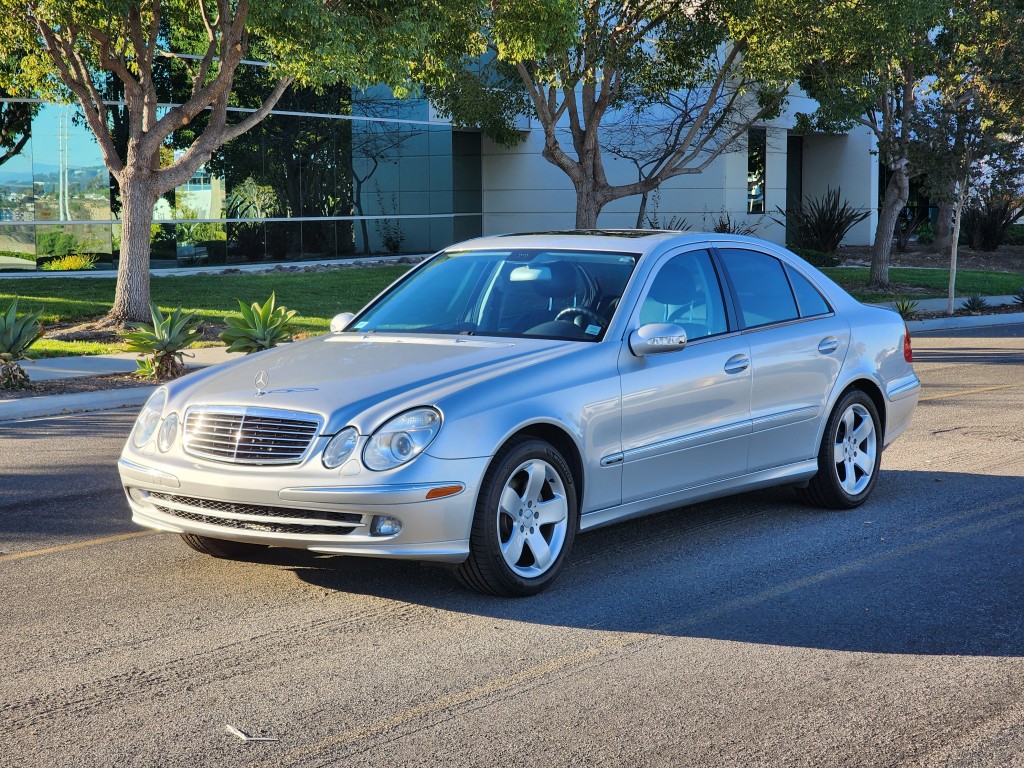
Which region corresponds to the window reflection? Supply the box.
[0,86,483,267]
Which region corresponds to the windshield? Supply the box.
[349,249,638,341]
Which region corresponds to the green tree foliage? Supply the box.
[425,0,820,229]
[797,0,948,288]
[0,0,474,323]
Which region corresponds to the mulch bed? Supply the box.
[0,372,151,401]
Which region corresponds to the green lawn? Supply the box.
[822,267,1024,301]
[0,266,410,358]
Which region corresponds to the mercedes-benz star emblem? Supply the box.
[254,370,269,395]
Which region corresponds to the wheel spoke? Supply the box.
[853,452,873,475]
[842,458,858,491]
[499,486,521,517]
[501,530,526,566]
[521,461,547,504]
[852,418,874,444]
[525,531,553,570]
[841,408,856,437]
[534,496,567,526]
[833,440,845,464]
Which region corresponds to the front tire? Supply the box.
[456,438,578,597]
[799,389,882,509]
[180,534,269,560]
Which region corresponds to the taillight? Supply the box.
[903,323,913,362]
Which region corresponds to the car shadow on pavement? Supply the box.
[285,469,1024,658]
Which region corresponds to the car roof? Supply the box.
[449,229,707,256]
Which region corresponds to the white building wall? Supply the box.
[481,90,879,246]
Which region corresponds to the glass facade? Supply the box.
[0,82,482,271]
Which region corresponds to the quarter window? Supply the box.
[786,266,832,317]
[718,248,799,328]
[639,250,729,339]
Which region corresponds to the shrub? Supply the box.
[219,293,297,354]
[37,230,80,257]
[1003,224,1024,246]
[710,211,757,235]
[915,221,935,246]
[0,299,45,389]
[123,303,202,380]
[644,213,692,231]
[790,247,841,268]
[39,253,99,271]
[959,192,1024,250]
[1012,286,1024,305]
[960,294,990,312]
[891,297,920,320]
[774,187,870,254]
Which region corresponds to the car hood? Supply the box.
[169,333,579,433]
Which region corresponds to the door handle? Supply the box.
[818,337,839,354]
[724,354,750,374]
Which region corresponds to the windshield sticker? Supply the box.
[585,324,601,335]
[353,321,368,329]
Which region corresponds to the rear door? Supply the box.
[714,246,850,472]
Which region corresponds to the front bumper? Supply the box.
[118,453,490,563]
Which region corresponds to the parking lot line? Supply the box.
[0,531,156,563]
[920,382,1023,402]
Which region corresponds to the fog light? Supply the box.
[370,515,402,536]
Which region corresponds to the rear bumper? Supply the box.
[883,373,921,446]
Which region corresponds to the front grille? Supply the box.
[183,406,322,465]
[148,491,363,537]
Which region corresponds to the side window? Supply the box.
[786,265,832,317]
[718,248,799,328]
[639,250,728,339]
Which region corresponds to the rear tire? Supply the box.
[180,534,269,560]
[456,437,578,597]
[798,389,882,509]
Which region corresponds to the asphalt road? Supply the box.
[2,326,1022,767]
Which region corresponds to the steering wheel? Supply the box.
[555,306,607,330]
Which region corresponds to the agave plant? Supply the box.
[123,303,202,380]
[0,299,45,389]
[960,294,990,312]
[219,293,297,354]
[891,296,920,320]
[1013,286,1024,306]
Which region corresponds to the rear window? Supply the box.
[718,248,799,328]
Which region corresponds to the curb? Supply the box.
[0,386,154,423]
[907,312,1024,332]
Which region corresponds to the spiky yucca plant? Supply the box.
[219,293,297,354]
[0,299,45,389]
[123,303,201,380]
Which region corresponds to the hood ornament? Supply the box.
[254,370,269,396]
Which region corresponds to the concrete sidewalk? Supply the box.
[2,298,1023,423]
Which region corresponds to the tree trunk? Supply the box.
[870,169,909,288]
[947,188,967,316]
[635,191,649,229]
[575,187,604,229]
[933,200,955,256]
[109,174,158,324]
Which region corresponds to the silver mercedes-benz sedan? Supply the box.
[119,231,920,596]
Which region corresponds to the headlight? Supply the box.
[363,408,441,471]
[157,411,179,452]
[322,426,359,469]
[131,389,167,449]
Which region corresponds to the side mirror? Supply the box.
[330,312,356,333]
[628,323,687,357]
